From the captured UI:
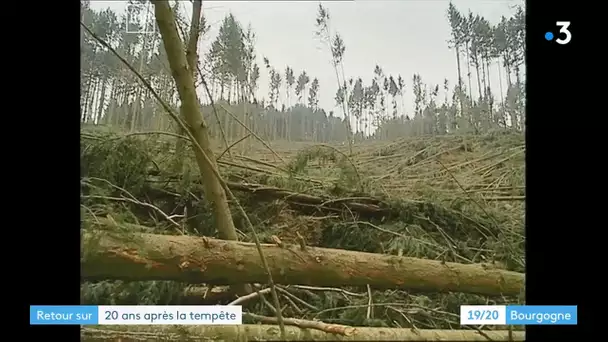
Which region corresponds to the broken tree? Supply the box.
[152,0,238,242]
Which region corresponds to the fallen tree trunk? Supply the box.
[143,179,389,217]
[81,325,525,341]
[144,180,502,238]
[82,228,524,296]
[226,181,389,217]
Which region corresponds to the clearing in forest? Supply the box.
[81,129,525,336]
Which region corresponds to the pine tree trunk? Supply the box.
[503,52,512,87]
[285,91,291,141]
[81,77,91,123]
[104,79,116,126]
[82,228,524,297]
[83,325,525,341]
[116,86,126,127]
[465,43,473,106]
[152,0,240,243]
[96,78,107,124]
[454,47,464,121]
[87,78,99,124]
[475,63,483,100]
[481,58,487,98]
[485,60,493,125]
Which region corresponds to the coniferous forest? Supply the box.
[81,1,525,142]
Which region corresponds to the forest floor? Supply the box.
[80,127,525,330]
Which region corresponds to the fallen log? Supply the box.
[143,179,390,218]
[82,228,524,296]
[81,325,525,341]
[144,181,502,238]
[226,181,389,217]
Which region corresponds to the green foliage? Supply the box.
[81,134,152,192]
[82,281,188,305]
[289,145,361,190]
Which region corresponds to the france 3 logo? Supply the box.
[126,3,156,34]
[545,21,571,45]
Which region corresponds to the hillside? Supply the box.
[81,129,525,335]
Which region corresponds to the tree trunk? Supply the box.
[81,229,524,297]
[104,79,116,126]
[80,2,86,120]
[116,86,126,127]
[481,57,487,98]
[87,77,99,123]
[474,62,483,100]
[156,76,170,130]
[223,106,231,142]
[454,47,465,122]
[130,4,153,132]
[96,78,107,124]
[82,325,525,341]
[130,89,141,132]
[497,59,505,105]
[81,77,91,122]
[174,0,202,172]
[485,60,493,124]
[503,52,512,87]
[227,80,233,104]
[152,0,239,242]
[286,90,291,141]
[485,60,492,97]
[465,43,473,106]
[240,85,247,153]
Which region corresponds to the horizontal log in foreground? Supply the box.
[82,228,524,296]
[81,325,525,341]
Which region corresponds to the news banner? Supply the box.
[30,305,576,325]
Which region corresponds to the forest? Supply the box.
[80,1,526,340]
[81,1,525,142]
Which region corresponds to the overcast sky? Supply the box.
[89,0,522,117]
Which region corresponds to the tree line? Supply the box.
[80,1,525,143]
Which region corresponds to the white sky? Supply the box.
[89,0,523,116]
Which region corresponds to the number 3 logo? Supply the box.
[555,21,571,45]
